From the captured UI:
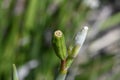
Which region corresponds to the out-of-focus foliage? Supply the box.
[0,0,120,80]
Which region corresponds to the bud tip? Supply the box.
[83,26,88,30]
[54,30,63,37]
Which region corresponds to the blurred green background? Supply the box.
[0,0,120,80]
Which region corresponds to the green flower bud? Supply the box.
[52,30,67,60]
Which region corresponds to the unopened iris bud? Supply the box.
[75,26,88,46]
[70,26,88,58]
[52,30,67,60]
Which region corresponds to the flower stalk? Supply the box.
[52,26,88,80]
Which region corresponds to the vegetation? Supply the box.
[0,0,120,80]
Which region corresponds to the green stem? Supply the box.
[56,57,75,80]
[56,73,67,80]
[56,60,67,80]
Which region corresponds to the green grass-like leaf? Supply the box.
[13,64,19,80]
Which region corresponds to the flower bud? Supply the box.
[70,26,88,58]
[52,30,67,60]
